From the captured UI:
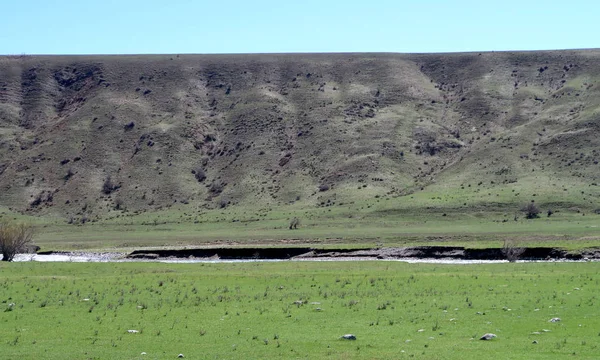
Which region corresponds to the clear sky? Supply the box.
[1,0,598,55]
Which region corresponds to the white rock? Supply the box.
[479,333,497,340]
[141,352,147,355]
[549,317,561,322]
[341,334,356,340]
[178,354,184,358]
[127,330,139,333]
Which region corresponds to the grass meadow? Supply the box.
[9,201,597,252]
[2,261,599,359]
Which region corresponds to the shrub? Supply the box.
[209,182,224,195]
[0,221,36,262]
[318,184,329,192]
[102,176,119,195]
[114,198,124,210]
[193,168,206,182]
[289,217,300,230]
[219,198,229,209]
[64,168,74,182]
[502,239,525,262]
[521,201,540,219]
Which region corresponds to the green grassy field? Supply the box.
[2,261,599,359]
[19,204,600,251]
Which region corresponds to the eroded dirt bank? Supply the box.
[122,246,600,261]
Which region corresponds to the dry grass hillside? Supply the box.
[1,51,599,222]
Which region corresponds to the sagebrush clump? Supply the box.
[0,221,36,262]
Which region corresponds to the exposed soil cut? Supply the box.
[122,246,600,261]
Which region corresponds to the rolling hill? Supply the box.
[1,50,599,224]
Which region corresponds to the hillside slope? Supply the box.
[1,51,599,222]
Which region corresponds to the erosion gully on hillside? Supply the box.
[34,246,600,261]
[1,51,600,221]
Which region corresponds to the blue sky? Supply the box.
[1,0,598,54]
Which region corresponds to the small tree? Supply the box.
[0,221,36,262]
[289,217,300,230]
[522,201,540,219]
[502,239,525,263]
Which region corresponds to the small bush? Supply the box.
[193,168,206,182]
[209,182,224,195]
[114,198,124,210]
[522,201,540,219]
[64,168,74,182]
[0,221,36,262]
[219,198,229,209]
[289,217,300,230]
[102,176,119,195]
[502,239,525,262]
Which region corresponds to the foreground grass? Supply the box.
[1,261,599,359]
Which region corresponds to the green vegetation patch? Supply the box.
[1,261,599,359]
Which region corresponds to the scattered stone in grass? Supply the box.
[542,329,551,332]
[178,354,184,358]
[531,332,541,335]
[549,317,561,322]
[82,298,90,301]
[141,352,147,355]
[479,333,497,340]
[341,334,356,340]
[418,329,425,332]
[128,330,139,333]
[532,340,538,344]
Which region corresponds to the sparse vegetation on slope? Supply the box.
[0,51,599,228]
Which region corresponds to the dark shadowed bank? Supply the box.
[110,246,600,261]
